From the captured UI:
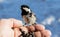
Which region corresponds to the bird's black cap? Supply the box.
[21,5,30,9]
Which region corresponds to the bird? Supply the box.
[20,5,37,26]
[20,5,37,37]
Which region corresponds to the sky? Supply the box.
[0,0,60,37]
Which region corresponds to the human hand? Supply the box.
[26,25,52,37]
[0,18,52,37]
[13,19,52,37]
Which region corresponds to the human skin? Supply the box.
[0,18,52,37]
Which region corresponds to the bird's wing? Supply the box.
[22,15,29,24]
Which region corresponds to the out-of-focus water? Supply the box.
[0,0,60,37]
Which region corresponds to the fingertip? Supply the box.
[45,30,52,36]
[42,30,52,37]
[35,24,45,31]
[34,31,41,37]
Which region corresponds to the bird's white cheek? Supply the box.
[23,8,31,12]
[26,9,31,12]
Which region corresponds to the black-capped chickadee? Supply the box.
[20,5,36,37]
[21,5,36,26]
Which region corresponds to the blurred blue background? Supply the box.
[0,0,60,37]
